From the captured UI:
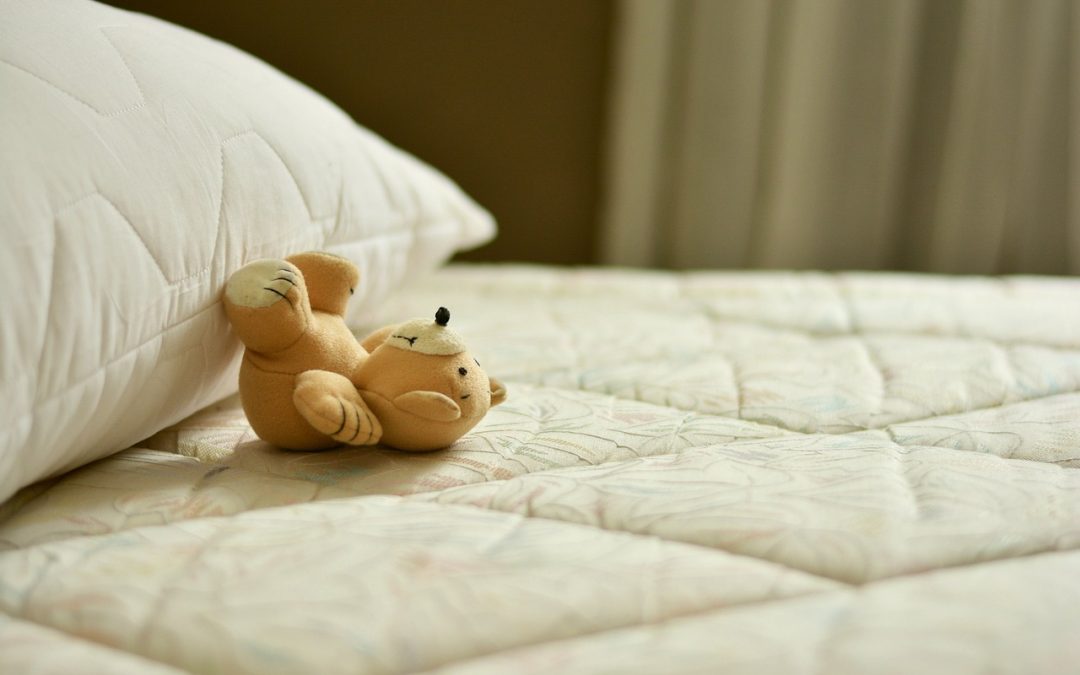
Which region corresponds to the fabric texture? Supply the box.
[1,265,1079,673]
[0,0,494,502]
[601,0,1076,274]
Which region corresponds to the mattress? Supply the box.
[2,265,1080,674]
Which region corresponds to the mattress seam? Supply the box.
[416,486,1080,587]
[515,376,1080,437]
[411,586,853,675]
[0,608,193,674]
[873,389,1080,438]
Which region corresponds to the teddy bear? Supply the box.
[222,251,505,451]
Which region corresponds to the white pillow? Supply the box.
[0,0,495,502]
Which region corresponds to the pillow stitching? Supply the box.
[0,24,146,118]
[97,27,147,112]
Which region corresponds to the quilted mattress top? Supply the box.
[2,265,1079,674]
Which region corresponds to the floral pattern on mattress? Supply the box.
[2,266,1080,673]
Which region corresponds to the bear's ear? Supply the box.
[359,325,396,353]
[393,391,462,422]
[489,377,507,407]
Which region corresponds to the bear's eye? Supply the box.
[349,288,354,295]
[458,367,468,377]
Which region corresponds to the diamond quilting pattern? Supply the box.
[2,265,1080,673]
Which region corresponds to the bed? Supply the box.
[3,1,1079,673]
[4,266,1080,673]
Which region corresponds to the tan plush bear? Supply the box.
[222,252,505,451]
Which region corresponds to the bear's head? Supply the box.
[355,307,506,450]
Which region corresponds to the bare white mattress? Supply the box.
[2,265,1080,674]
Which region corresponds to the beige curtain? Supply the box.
[599,0,1078,274]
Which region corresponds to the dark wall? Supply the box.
[107,0,614,264]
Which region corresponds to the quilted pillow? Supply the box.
[0,0,495,502]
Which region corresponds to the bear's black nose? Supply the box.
[435,307,450,326]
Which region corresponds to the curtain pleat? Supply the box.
[602,0,1077,274]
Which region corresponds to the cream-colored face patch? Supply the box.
[225,259,299,308]
[388,308,467,355]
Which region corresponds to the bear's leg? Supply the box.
[224,259,311,354]
[293,370,382,446]
[286,252,359,317]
